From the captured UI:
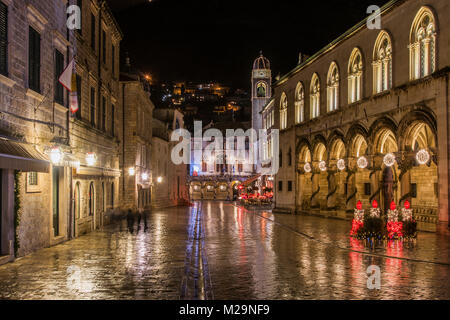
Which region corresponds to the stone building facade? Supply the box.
[71,0,122,236]
[119,63,154,212]
[152,108,189,208]
[272,0,449,232]
[0,0,75,262]
[188,122,256,201]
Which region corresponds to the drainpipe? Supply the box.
[446,74,449,228]
[98,2,103,130]
[122,83,126,205]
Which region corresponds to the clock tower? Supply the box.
[251,52,272,133]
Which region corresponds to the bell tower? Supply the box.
[251,51,272,133]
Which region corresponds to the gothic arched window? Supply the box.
[310,73,320,119]
[373,31,393,94]
[348,48,363,103]
[280,93,288,130]
[410,7,437,80]
[295,82,305,124]
[256,82,267,97]
[327,62,339,112]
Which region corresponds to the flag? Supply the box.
[58,58,79,114]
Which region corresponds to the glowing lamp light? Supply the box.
[337,159,346,171]
[372,199,379,209]
[416,149,430,165]
[356,200,363,211]
[390,201,397,211]
[383,153,396,167]
[49,147,62,165]
[404,200,411,210]
[128,167,136,176]
[157,176,163,184]
[357,156,368,169]
[304,162,312,173]
[319,161,327,172]
[86,152,96,166]
[141,172,149,181]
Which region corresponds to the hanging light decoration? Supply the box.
[357,156,368,169]
[304,162,312,173]
[383,153,396,167]
[416,149,430,165]
[86,152,96,166]
[49,147,62,165]
[337,159,346,171]
[318,161,327,172]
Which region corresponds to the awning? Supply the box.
[240,174,262,187]
[0,138,50,173]
[75,166,121,178]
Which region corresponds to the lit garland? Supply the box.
[350,201,364,236]
[383,153,396,167]
[318,161,327,172]
[304,162,312,173]
[337,159,346,171]
[401,200,413,222]
[387,201,403,239]
[416,149,430,165]
[357,156,368,169]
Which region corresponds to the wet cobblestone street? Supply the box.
[0,201,449,300]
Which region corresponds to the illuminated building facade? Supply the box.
[272,0,449,231]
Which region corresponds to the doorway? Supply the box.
[52,167,60,237]
[382,167,394,212]
[0,169,2,253]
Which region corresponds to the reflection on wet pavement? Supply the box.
[0,201,449,300]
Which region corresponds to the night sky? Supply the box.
[107,0,388,90]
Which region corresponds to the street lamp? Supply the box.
[128,167,136,176]
[86,152,96,167]
[157,176,163,183]
[50,147,62,165]
[142,172,149,181]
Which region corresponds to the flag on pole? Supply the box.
[58,58,79,114]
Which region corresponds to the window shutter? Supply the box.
[54,50,64,104]
[29,27,40,92]
[0,2,7,76]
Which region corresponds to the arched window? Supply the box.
[348,48,363,103]
[410,7,436,80]
[256,82,267,97]
[280,93,288,130]
[373,31,393,94]
[89,182,95,216]
[327,62,339,112]
[310,73,320,119]
[295,82,305,124]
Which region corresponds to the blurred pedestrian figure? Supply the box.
[137,208,142,232]
[127,209,134,233]
[143,209,149,232]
